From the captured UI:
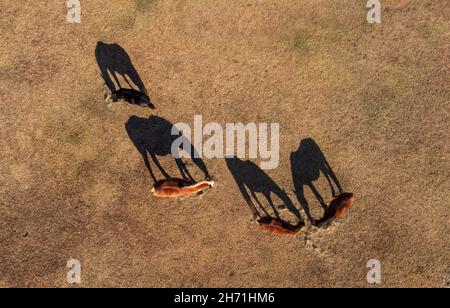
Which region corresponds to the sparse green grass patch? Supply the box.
[66,131,84,145]
[136,0,157,13]
[292,31,311,54]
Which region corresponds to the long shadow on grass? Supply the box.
[226,157,303,225]
[95,41,153,108]
[290,138,343,223]
[126,115,210,183]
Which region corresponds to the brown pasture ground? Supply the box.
[0,0,449,287]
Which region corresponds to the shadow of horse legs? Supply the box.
[291,138,344,223]
[226,157,303,223]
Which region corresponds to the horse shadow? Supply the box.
[290,138,343,223]
[95,41,152,106]
[125,115,210,183]
[226,157,303,224]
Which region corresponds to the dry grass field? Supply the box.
[0,0,449,287]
